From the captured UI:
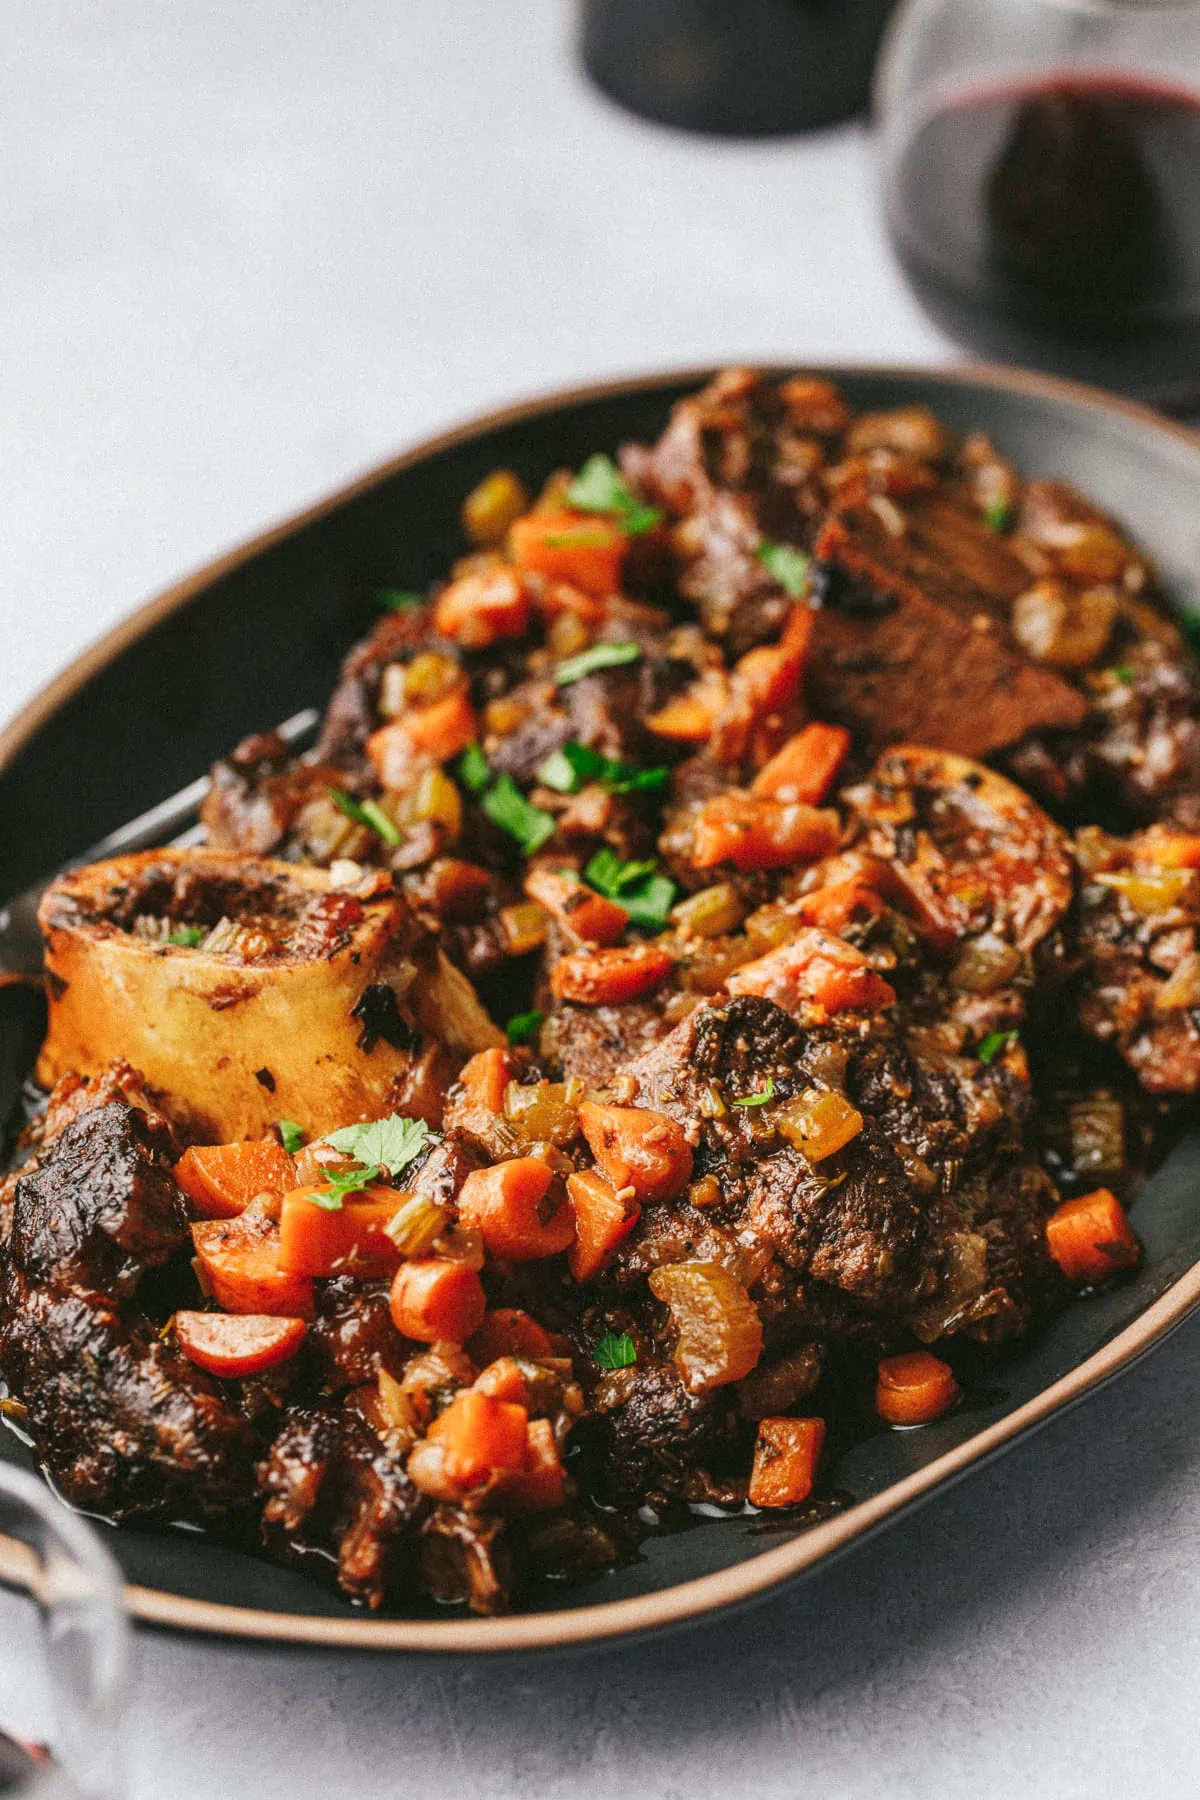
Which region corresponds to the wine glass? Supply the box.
[0,1467,127,1799]
[875,0,1200,401]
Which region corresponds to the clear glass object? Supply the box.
[0,1468,127,1799]
[875,0,1200,399]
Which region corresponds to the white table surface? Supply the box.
[2,4,1199,1796]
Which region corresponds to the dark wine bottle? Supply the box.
[579,0,899,136]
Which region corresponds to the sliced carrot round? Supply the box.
[577,1102,692,1205]
[875,1351,960,1426]
[389,1258,487,1344]
[457,1158,574,1261]
[174,1310,307,1378]
[550,943,674,1006]
[175,1140,298,1220]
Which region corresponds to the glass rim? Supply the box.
[0,1464,129,1796]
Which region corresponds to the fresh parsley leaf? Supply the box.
[537,741,667,796]
[482,775,557,855]
[277,1119,305,1155]
[583,847,676,933]
[554,641,642,686]
[1110,664,1135,685]
[330,788,402,846]
[978,1030,1018,1065]
[756,540,810,597]
[375,588,425,611]
[456,742,492,796]
[309,1162,385,1209]
[733,1076,775,1108]
[166,926,205,948]
[542,527,618,549]
[984,501,1013,534]
[567,454,662,535]
[584,846,655,895]
[594,1332,637,1370]
[506,1009,543,1046]
[324,1114,434,1176]
[1180,608,1200,655]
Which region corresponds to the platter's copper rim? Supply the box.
[2,363,1198,1651]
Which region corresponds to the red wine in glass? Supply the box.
[885,74,1200,401]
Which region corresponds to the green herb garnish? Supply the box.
[454,746,556,855]
[308,1162,384,1210]
[536,741,668,797]
[330,788,402,846]
[166,926,206,948]
[481,775,557,855]
[1110,664,1135,685]
[567,454,662,535]
[506,1009,543,1046]
[277,1120,305,1155]
[583,845,676,933]
[324,1114,434,1176]
[984,501,1013,534]
[978,1030,1018,1065]
[554,641,642,686]
[1180,608,1200,655]
[756,541,810,597]
[733,1076,775,1108]
[375,588,425,611]
[456,742,492,796]
[594,1332,637,1370]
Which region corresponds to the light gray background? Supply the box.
[2,4,1198,1796]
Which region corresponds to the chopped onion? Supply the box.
[1067,1094,1125,1177]
[1155,949,1200,1013]
[950,933,1023,995]
[649,1261,763,1396]
[1012,579,1117,669]
[776,1089,863,1161]
[672,884,747,940]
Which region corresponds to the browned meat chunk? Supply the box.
[808,499,1089,760]
[0,1103,256,1521]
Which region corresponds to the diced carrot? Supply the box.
[796,878,886,935]
[466,1307,553,1365]
[748,1417,826,1507]
[875,1351,960,1426]
[366,690,478,786]
[425,1389,531,1487]
[278,1184,402,1277]
[535,579,608,626]
[731,642,804,718]
[390,1257,487,1344]
[726,928,897,1013]
[174,1140,298,1220]
[192,1215,315,1318]
[1140,829,1200,870]
[510,509,628,597]
[444,1047,519,1138]
[577,1103,692,1206]
[174,1311,307,1379]
[550,942,674,1005]
[418,857,495,920]
[691,793,841,873]
[457,1157,575,1261]
[752,723,852,805]
[524,869,628,946]
[566,1168,641,1281]
[402,690,479,761]
[646,688,725,742]
[505,1416,566,1514]
[472,1356,531,1404]
[1046,1188,1140,1284]
[433,567,530,648]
